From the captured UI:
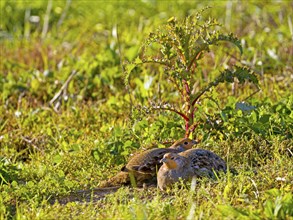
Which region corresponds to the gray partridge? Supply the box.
[100,138,197,187]
[157,148,227,190]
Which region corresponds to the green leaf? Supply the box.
[259,114,270,124]
[134,57,143,65]
[53,154,63,164]
[217,205,249,218]
[209,33,243,54]
[31,78,40,92]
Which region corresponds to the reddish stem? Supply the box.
[187,51,202,71]
[152,107,189,121]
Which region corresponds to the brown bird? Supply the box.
[157,148,227,190]
[100,138,197,187]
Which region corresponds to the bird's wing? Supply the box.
[125,148,179,174]
[180,149,227,176]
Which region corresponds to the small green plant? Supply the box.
[0,157,19,185]
[125,8,259,137]
[217,189,293,219]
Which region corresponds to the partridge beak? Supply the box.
[192,140,199,145]
[160,158,167,163]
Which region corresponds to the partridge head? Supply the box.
[168,138,198,152]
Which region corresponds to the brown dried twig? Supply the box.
[49,70,77,112]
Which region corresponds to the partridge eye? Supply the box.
[184,141,188,145]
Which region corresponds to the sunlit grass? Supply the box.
[1,0,292,219]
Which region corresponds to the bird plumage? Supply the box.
[100,138,197,187]
[122,138,196,174]
[157,148,227,190]
[180,148,227,178]
[157,153,194,190]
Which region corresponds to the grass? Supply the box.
[1,0,293,219]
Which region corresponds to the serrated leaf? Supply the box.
[211,33,243,54]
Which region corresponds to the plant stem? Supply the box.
[152,107,189,121]
[187,51,201,71]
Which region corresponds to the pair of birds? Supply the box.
[101,138,227,190]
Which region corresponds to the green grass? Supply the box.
[1,0,292,219]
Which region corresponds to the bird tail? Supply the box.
[99,171,130,187]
